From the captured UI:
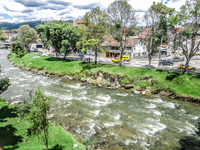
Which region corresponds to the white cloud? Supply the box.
[0,0,187,23]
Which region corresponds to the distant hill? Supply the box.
[0,20,73,31]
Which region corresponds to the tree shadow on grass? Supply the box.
[0,106,18,122]
[78,61,104,70]
[193,73,200,79]
[0,125,22,150]
[44,57,75,62]
[165,71,182,81]
[48,144,65,150]
[178,136,200,150]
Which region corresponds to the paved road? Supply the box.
[37,49,200,73]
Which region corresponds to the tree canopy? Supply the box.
[18,25,37,51]
[106,0,137,65]
[36,21,79,59]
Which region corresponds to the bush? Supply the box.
[11,41,25,57]
[0,77,10,94]
[0,97,6,102]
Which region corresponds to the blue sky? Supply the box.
[0,0,185,23]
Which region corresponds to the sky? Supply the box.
[0,0,186,23]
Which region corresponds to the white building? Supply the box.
[101,37,148,58]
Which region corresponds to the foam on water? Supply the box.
[187,114,199,120]
[162,102,175,109]
[17,84,29,88]
[147,98,163,103]
[80,90,87,95]
[67,83,85,89]
[10,94,22,100]
[91,110,101,117]
[115,93,128,97]
[153,110,162,116]
[96,94,111,101]
[140,122,166,135]
[113,114,121,120]
[39,80,52,86]
[145,103,156,109]
[103,122,115,127]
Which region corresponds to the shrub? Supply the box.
[11,41,25,57]
[0,77,10,94]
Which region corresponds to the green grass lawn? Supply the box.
[8,53,200,99]
[0,101,85,150]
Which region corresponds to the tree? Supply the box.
[106,0,137,65]
[36,21,79,59]
[168,14,180,53]
[10,41,25,57]
[143,2,174,69]
[0,77,10,94]
[61,25,79,59]
[76,24,90,54]
[28,87,50,150]
[18,25,37,51]
[177,0,200,73]
[12,29,19,34]
[84,6,106,64]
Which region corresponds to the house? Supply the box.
[73,19,84,26]
[138,28,151,38]
[101,37,148,58]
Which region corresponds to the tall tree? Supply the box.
[168,14,180,53]
[178,0,200,73]
[28,87,50,150]
[106,0,137,65]
[143,2,174,69]
[18,25,37,51]
[84,6,106,64]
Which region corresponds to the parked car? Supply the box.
[112,58,123,63]
[34,49,38,52]
[78,53,84,57]
[159,59,174,65]
[170,57,182,62]
[178,64,196,70]
[119,55,131,61]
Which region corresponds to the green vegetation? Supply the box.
[8,52,200,99]
[28,87,51,150]
[10,41,26,58]
[0,77,10,94]
[0,99,85,150]
[18,25,37,51]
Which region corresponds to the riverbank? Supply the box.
[0,99,85,150]
[8,52,200,102]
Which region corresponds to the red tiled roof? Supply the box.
[102,38,140,47]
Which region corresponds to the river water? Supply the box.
[1,49,200,150]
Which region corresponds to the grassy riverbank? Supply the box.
[0,100,85,150]
[8,53,200,100]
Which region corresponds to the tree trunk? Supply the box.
[158,33,163,70]
[148,55,152,70]
[95,51,97,64]
[63,51,67,60]
[183,58,190,74]
[119,41,124,66]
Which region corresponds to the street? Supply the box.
[37,48,200,73]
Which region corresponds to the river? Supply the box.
[1,49,200,150]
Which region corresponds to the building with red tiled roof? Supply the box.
[172,28,184,34]
[101,37,147,58]
[138,28,151,38]
[73,19,85,26]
